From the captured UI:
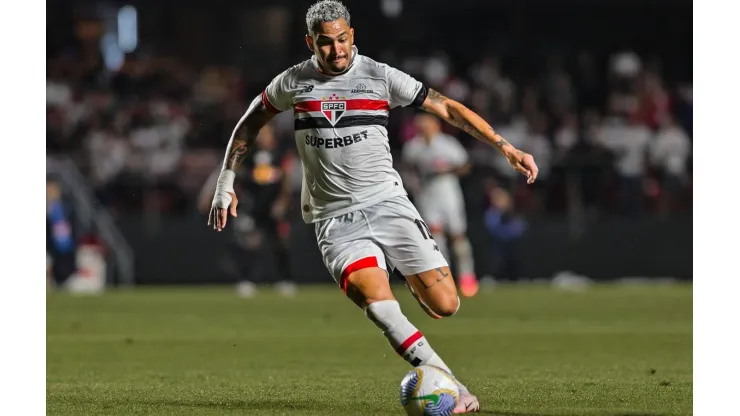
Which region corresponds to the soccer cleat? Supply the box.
[453,392,480,413]
[404,281,443,319]
[459,274,479,297]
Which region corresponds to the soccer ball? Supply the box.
[399,365,460,416]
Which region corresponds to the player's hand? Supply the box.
[208,191,238,232]
[506,150,539,184]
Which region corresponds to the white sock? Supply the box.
[365,300,470,394]
[452,237,475,277]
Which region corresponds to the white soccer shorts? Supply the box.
[314,195,448,292]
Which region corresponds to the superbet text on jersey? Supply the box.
[260,46,427,224]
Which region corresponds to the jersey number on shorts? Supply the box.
[414,219,434,240]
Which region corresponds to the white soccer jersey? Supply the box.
[261,46,427,223]
[403,133,468,203]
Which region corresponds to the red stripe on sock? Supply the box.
[339,256,379,294]
[395,331,423,356]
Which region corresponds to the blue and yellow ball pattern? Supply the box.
[399,365,460,416]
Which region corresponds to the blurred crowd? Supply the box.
[47,46,692,220]
[393,50,692,218]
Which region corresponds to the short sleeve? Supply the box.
[386,65,428,109]
[262,68,296,114]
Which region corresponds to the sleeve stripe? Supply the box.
[261,90,281,114]
[409,83,429,108]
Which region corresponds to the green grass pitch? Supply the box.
[47,283,692,415]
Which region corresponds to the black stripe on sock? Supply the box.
[294,115,389,130]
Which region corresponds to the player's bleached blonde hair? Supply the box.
[306,0,351,35]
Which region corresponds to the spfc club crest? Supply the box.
[321,100,346,126]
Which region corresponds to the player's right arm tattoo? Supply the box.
[423,89,523,159]
[221,95,276,171]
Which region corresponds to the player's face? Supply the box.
[305,19,354,74]
[491,188,512,210]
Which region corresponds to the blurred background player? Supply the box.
[484,186,527,282]
[403,112,479,297]
[199,123,297,297]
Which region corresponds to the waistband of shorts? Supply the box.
[305,188,407,224]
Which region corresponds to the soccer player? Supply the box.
[207,1,538,412]
[403,112,479,297]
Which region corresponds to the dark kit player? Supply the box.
[200,124,295,296]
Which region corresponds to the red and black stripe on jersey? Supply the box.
[293,98,390,130]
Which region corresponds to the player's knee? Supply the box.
[430,294,460,317]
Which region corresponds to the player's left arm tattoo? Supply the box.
[421,89,525,160]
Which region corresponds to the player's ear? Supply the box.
[305,35,314,52]
[350,28,355,45]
